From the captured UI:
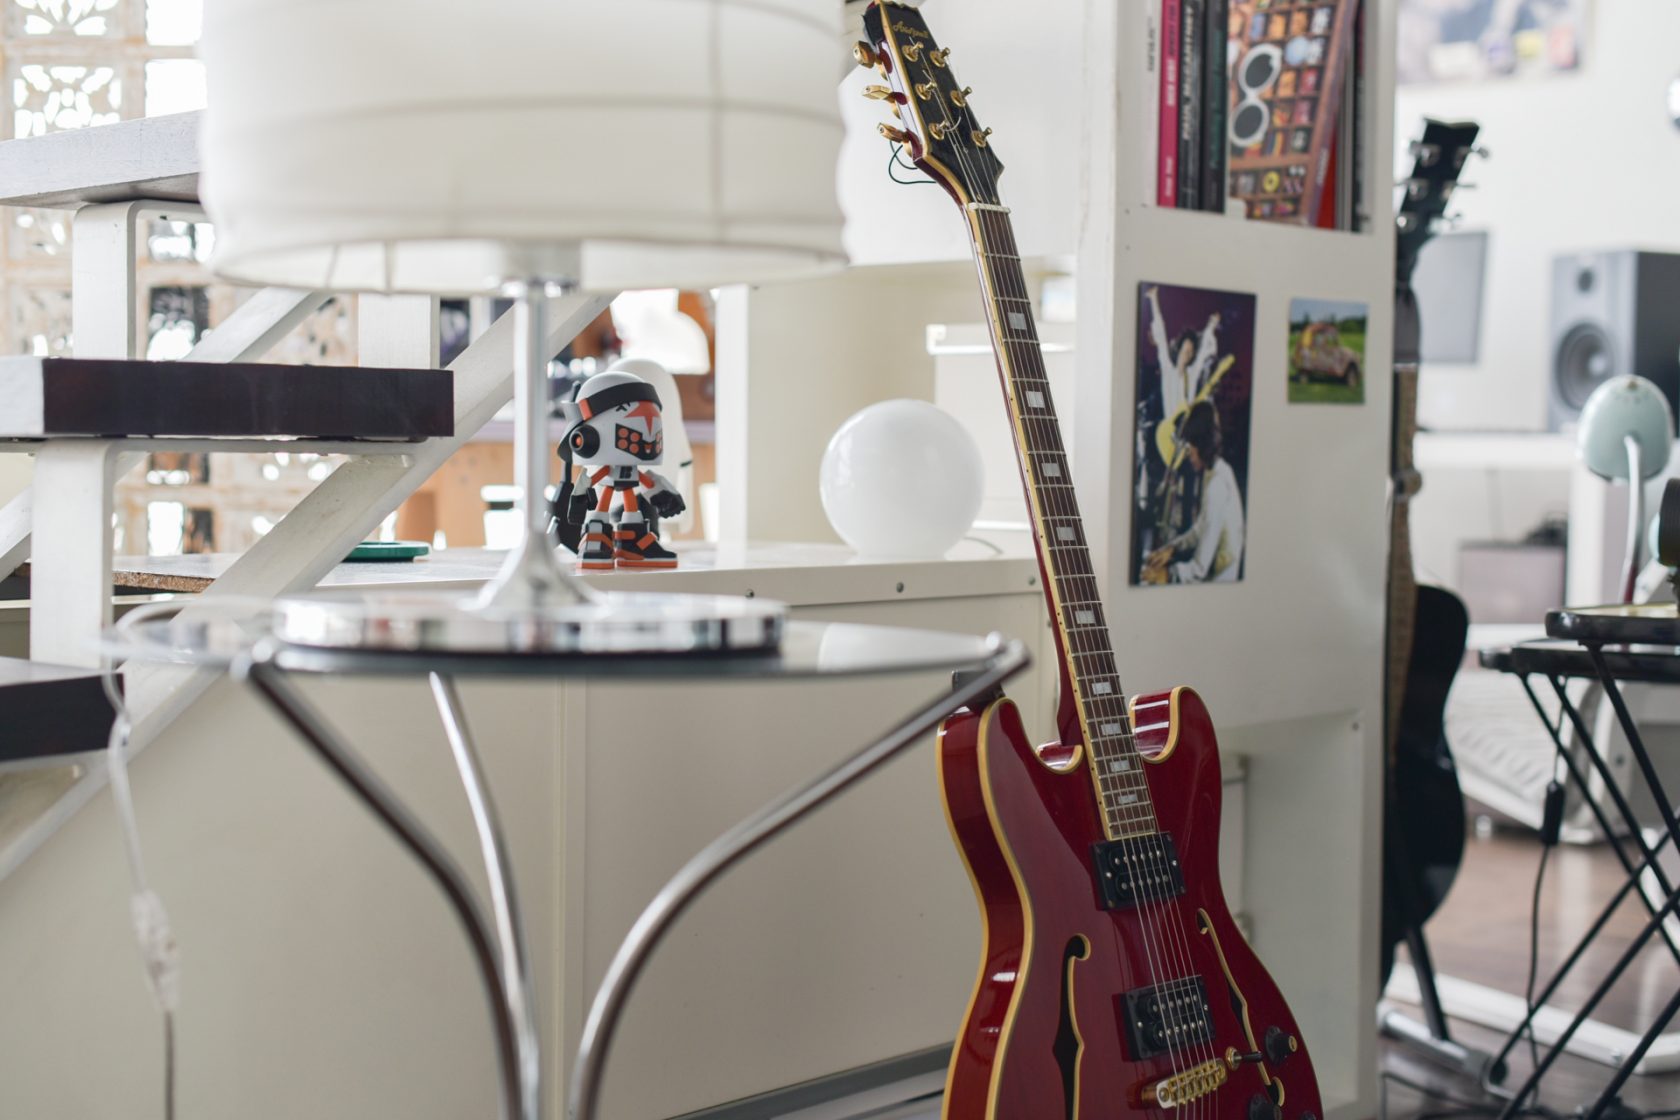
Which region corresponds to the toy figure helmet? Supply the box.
[559,370,665,465]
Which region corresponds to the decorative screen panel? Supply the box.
[9,0,123,40]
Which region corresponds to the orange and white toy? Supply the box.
[556,369,686,570]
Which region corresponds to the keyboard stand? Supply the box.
[1482,605,1680,1119]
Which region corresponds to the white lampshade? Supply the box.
[200,0,848,295]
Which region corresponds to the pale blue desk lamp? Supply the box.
[1576,375,1675,602]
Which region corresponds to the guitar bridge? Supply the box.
[1092,832,1186,909]
[1143,1056,1231,1108]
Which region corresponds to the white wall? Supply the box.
[1395,1,1680,434]
[1395,2,1680,599]
[837,0,1083,265]
[716,261,1051,545]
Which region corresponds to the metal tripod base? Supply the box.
[1379,1001,1502,1084]
[272,587,786,657]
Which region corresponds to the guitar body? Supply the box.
[1380,584,1469,982]
[940,689,1323,1120]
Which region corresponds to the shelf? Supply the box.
[1414,430,1576,471]
[0,356,452,442]
[0,657,115,766]
[0,111,200,209]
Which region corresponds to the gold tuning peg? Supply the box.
[853,41,878,68]
[929,121,951,140]
[863,84,893,101]
[972,127,994,147]
[914,81,937,101]
[902,42,922,61]
[878,122,911,144]
[930,47,952,67]
[950,86,973,107]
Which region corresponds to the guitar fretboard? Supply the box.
[966,203,1158,839]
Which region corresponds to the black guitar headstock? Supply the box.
[1395,119,1482,286]
[1394,119,1481,369]
[856,1,1004,206]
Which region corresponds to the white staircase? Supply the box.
[0,111,610,876]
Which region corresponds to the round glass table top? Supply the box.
[101,595,1018,681]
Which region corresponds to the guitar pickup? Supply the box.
[1092,832,1186,910]
[1121,976,1214,1061]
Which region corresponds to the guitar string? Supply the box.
[925,78,1214,1102]
[979,208,1222,1108]
[938,113,1204,1102]
[951,101,1228,1109]
[976,210,1218,1111]
[921,83,1186,1094]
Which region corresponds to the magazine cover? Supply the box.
[1133,282,1256,586]
[1287,297,1368,403]
[1398,0,1584,85]
[1226,0,1361,224]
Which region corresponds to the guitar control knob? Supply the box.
[1264,1025,1297,1067]
[1248,1094,1282,1120]
[853,41,879,68]
[877,123,911,145]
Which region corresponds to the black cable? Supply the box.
[163,1012,175,1120]
[887,144,936,186]
[1526,839,1553,1083]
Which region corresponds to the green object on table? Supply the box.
[344,541,430,562]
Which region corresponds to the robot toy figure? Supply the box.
[555,369,686,571]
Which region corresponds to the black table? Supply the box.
[1480,604,1680,1120]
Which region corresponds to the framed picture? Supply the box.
[1287,297,1368,404]
[1133,282,1256,586]
[1398,0,1586,85]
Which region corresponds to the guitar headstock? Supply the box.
[1395,119,1482,283]
[856,1,1004,205]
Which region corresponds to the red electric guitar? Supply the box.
[857,6,1324,1118]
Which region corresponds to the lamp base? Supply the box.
[272,589,785,657]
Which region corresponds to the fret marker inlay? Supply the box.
[968,202,1153,836]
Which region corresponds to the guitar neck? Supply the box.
[1384,346,1421,752]
[964,203,1158,839]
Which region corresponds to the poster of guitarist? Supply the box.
[1132,282,1256,585]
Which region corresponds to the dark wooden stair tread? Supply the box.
[0,658,117,764]
[0,357,452,441]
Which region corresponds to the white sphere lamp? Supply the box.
[820,399,984,560]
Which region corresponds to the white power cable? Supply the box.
[99,596,265,1118]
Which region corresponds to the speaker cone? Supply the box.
[1555,322,1616,411]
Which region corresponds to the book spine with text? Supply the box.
[1158,0,1181,207]
[1177,0,1203,210]
[1199,0,1228,212]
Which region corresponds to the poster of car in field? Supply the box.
[1287,297,1368,404]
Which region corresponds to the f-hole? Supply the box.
[1053,935,1091,1120]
